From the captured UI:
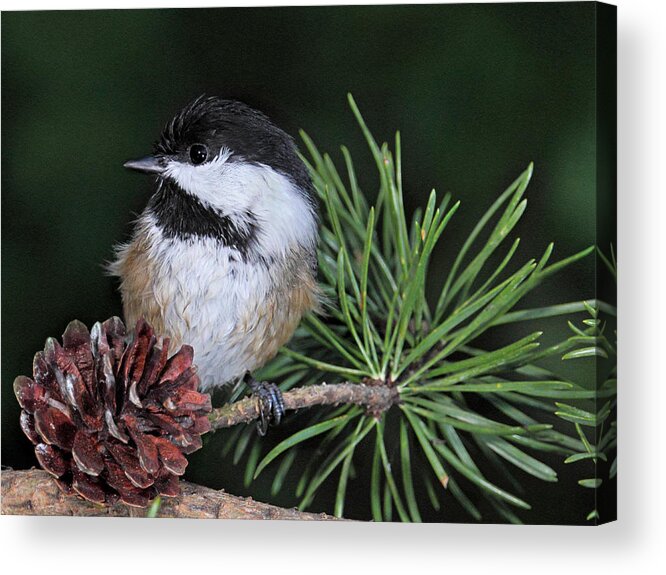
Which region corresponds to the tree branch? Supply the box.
[3,384,397,518]
[1,469,340,520]
[208,381,398,430]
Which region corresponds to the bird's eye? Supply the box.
[189,144,208,165]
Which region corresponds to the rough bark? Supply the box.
[208,381,398,430]
[3,383,396,518]
[1,469,340,520]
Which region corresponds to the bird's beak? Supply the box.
[123,155,165,175]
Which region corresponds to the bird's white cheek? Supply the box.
[163,150,244,210]
[164,157,317,258]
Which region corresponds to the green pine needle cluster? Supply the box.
[557,248,617,522]
[222,95,613,523]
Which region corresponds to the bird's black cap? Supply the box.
[149,95,315,200]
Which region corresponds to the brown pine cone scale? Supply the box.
[14,317,212,507]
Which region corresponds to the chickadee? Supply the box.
[110,95,320,434]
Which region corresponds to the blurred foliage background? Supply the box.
[2,3,613,523]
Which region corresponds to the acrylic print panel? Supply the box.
[1,2,616,524]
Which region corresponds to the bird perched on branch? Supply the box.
[110,95,320,434]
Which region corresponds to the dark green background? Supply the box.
[2,3,612,522]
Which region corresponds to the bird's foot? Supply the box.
[244,373,285,436]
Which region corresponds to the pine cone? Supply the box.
[14,317,212,507]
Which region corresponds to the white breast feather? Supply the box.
[135,160,316,390]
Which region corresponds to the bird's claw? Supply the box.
[244,373,285,436]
